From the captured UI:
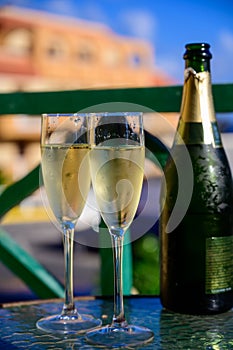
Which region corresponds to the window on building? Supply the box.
[128,53,143,67]
[76,41,96,63]
[46,36,68,60]
[2,28,33,56]
[103,49,121,67]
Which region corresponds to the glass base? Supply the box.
[85,324,154,348]
[36,313,102,334]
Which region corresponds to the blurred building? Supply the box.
[0,6,172,91]
[0,6,175,183]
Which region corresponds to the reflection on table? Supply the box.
[0,296,233,349]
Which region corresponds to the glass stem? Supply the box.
[111,234,127,327]
[61,224,78,318]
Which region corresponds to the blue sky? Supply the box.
[1,0,233,84]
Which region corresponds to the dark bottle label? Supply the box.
[206,236,233,294]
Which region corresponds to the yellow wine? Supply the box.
[89,145,145,232]
[41,144,91,223]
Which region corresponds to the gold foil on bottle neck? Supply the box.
[181,69,215,123]
[180,69,217,145]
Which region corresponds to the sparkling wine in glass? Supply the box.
[86,112,154,347]
[36,113,102,334]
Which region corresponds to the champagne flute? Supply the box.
[36,113,102,334]
[86,112,154,347]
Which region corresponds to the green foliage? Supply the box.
[132,233,160,295]
[0,169,7,185]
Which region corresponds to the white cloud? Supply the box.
[156,56,182,83]
[44,0,109,27]
[211,29,233,82]
[219,30,233,53]
[120,8,157,43]
[80,0,108,23]
[3,0,78,17]
[45,0,77,16]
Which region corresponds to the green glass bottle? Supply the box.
[160,43,233,314]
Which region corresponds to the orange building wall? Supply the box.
[0,6,175,182]
[0,6,173,91]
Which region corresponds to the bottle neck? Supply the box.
[177,68,222,147]
[181,68,215,123]
[185,58,211,73]
[183,43,212,72]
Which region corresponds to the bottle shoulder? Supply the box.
[163,144,233,213]
[166,143,232,182]
[175,121,222,147]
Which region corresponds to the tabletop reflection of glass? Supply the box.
[0,297,233,349]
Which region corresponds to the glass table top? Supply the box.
[0,296,233,349]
